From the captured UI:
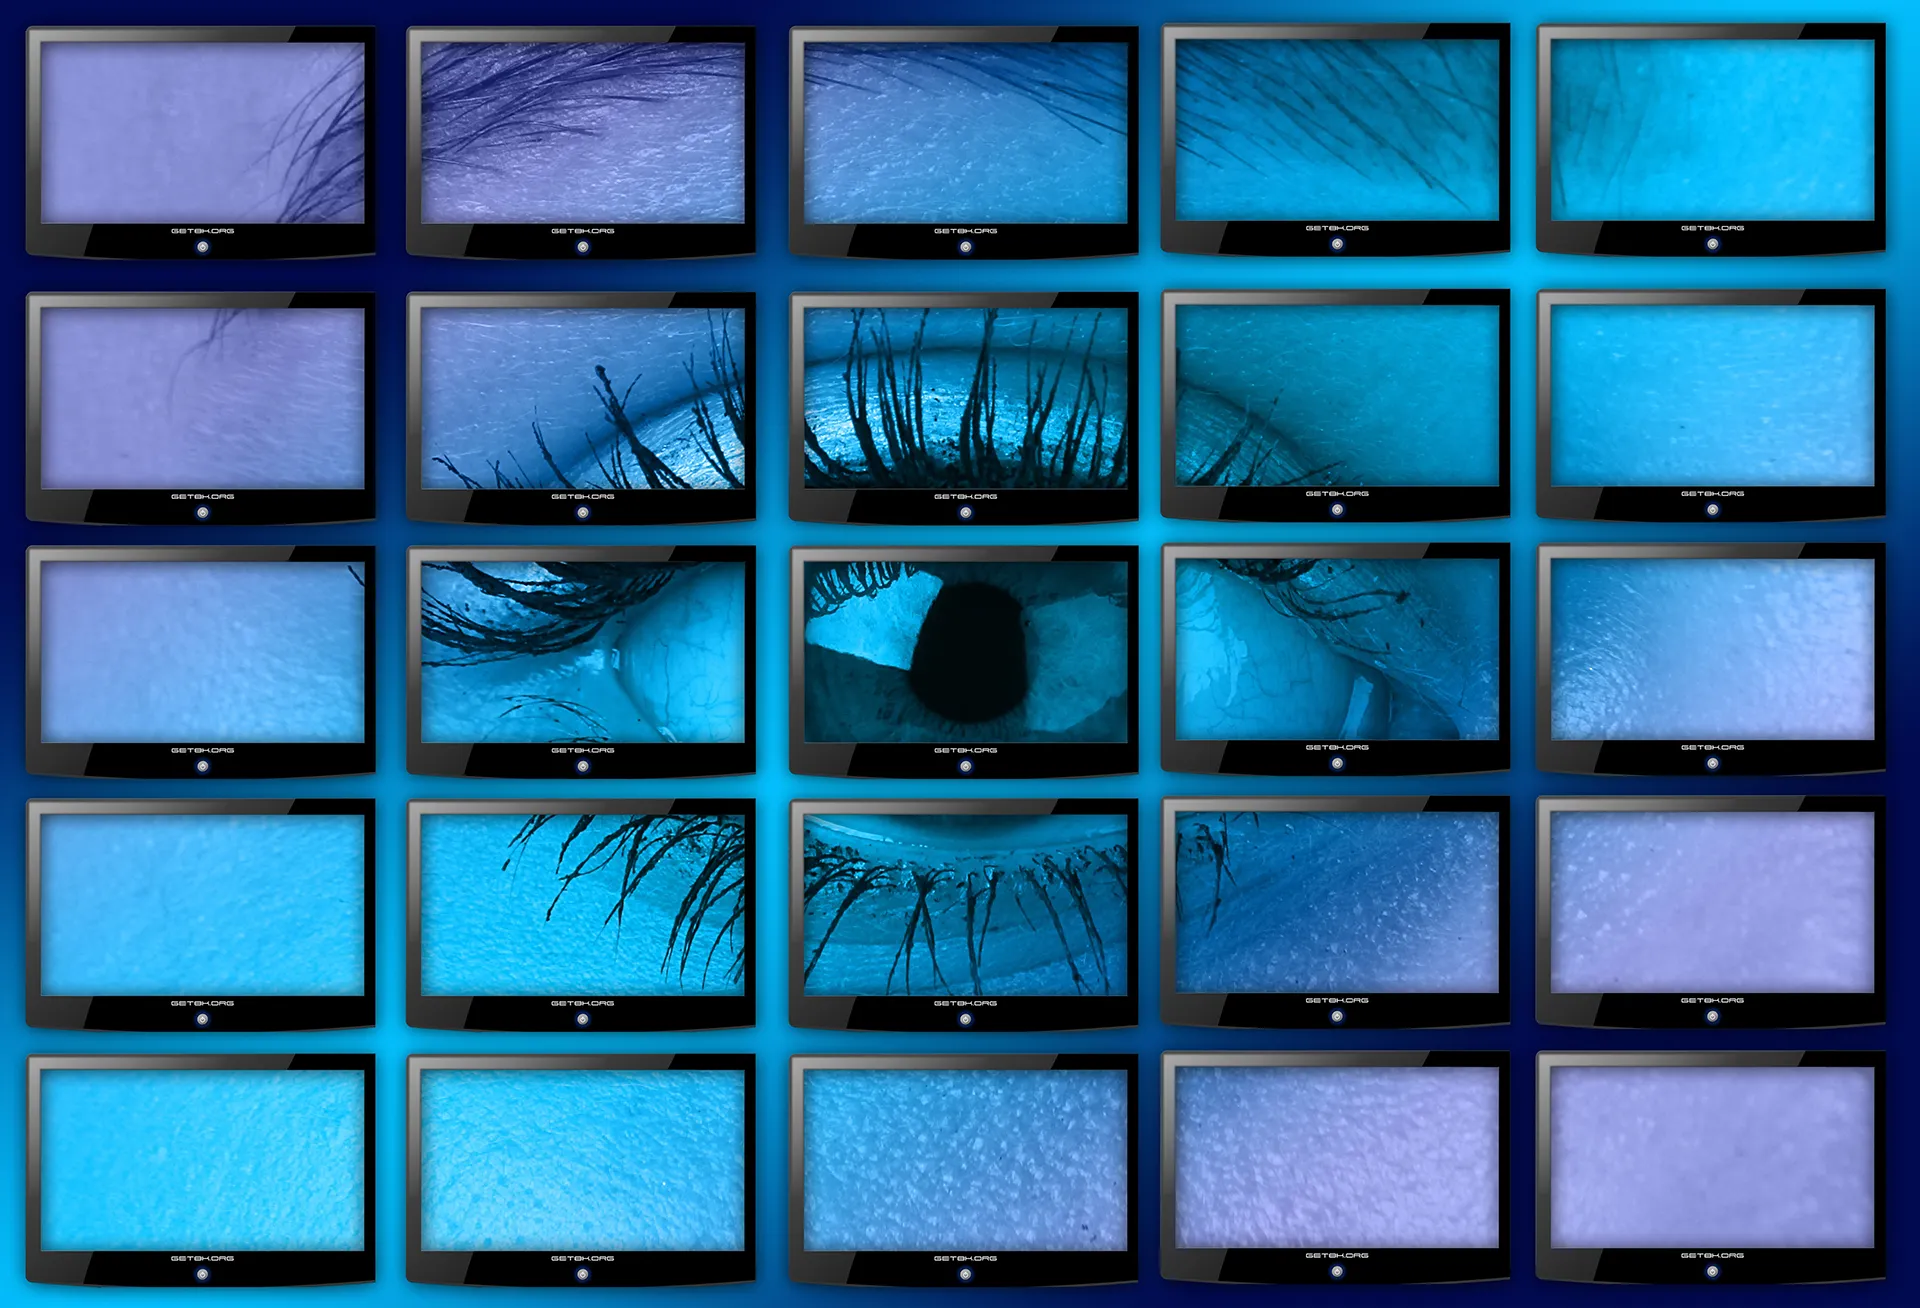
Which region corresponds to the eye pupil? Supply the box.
[908,583,1028,723]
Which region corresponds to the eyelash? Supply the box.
[418,562,674,668]
[804,44,1128,142]
[270,50,365,223]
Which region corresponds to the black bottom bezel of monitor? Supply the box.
[793,994,1135,1033]
[1537,219,1885,258]
[417,1250,752,1288]
[807,1250,1137,1287]
[1541,992,1883,1030]
[409,995,751,1033]
[408,223,752,261]
[794,487,1137,527]
[25,743,374,780]
[1538,740,1883,777]
[408,742,752,780]
[29,995,371,1032]
[792,223,1136,261]
[1166,991,1505,1030]
[25,223,374,260]
[1165,739,1507,778]
[1539,485,1884,523]
[1164,484,1506,524]
[1544,1249,1883,1285]
[1163,219,1508,258]
[411,487,753,527]
[29,488,374,527]
[1170,1247,1507,1285]
[792,742,1137,780]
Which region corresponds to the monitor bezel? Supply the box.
[1536,795,1885,1029]
[25,1053,375,1286]
[1535,23,1887,257]
[1162,542,1511,776]
[789,26,1140,260]
[407,544,756,779]
[406,26,756,261]
[1161,23,1511,257]
[789,1052,1138,1286]
[1536,289,1886,522]
[1535,1050,1886,1283]
[25,545,376,778]
[1161,796,1509,1030]
[1536,542,1887,775]
[1161,289,1510,522]
[407,1053,755,1286]
[790,545,1140,778]
[405,291,755,525]
[1162,1050,1510,1284]
[788,291,1139,525]
[25,26,376,260]
[789,799,1138,1031]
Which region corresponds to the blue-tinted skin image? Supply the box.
[39,42,364,224]
[40,1069,364,1250]
[802,812,1128,997]
[419,560,746,745]
[420,1069,745,1251]
[1551,1066,1876,1247]
[420,42,746,225]
[803,560,1129,744]
[39,560,366,744]
[1174,39,1500,221]
[40,307,364,491]
[1173,557,1500,742]
[421,308,746,492]
[802,43,1128,224]
[40,813,363,997]
[803,1069,1128,1251]
[801,307,1128,490]
[1175,1066,1501,1249]
[1174,304,1500,489]
[1550,558,1876,741]
[1551,811,1875,994]
[420,811,746,997]
[1551,305,1875,487]
[1174,811,1498,995]
[1550,40,1876,221]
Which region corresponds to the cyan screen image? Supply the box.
[419,811,747,997]
[803,559,1129,744]
[801,307,1128,490]
[420,307,746,492]
[40,1068,365,1250]
[1550,810,1875,995]
[1173,557,1500,741]
[1173,810,1498,995]
[420,42,746,225]
[1173,304,1500,488]
[1550,304,1876,487]
[802,42,1129,224]
[1550,1066,1876,1247]
[38,559,366,743]
[39,41,364,224]
[802,812,1128,997]
[1549,39,1876,221]
[1174,39,1501,221]
[40,813,363,996]
[802,1068,1128,1251]
[420,1068,746,1251]
[39,306,364,491]
[1174,1065,1501,1248]
[1549,557,1876,741]
[418,559,746,745]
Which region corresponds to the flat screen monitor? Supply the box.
[1538,797,1883,1029]
[791,1054,1136,1286]
[1163,543,1509,776]
[26,293,374,525]
[791,546,1138,778]
[26,27,373,259]
[1537,24,1885,256]
[1538,290,1884,522]
[1538,543,1884,775]
[26,546,374,778]
[407,26,753,259]
[409,1054,752,1286]
[26,799,372,1031]
[1163,1051,1508,1283]
[1537,1051,1884,1283]
[407,292,753,525]
[409,799,752,1031]
[1163,797,1506,1029]
[1163,290,1508,522]
[791,799,1136,1031]
[1163,23,1509,256]
[408,546,754,779]
[790,26,1138,259]
[790,292,1137,525]
[26,1054,373,1286]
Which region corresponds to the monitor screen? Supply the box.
[27,28,373,258]
[1165,291,1507,521]
[410,293,752,525]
